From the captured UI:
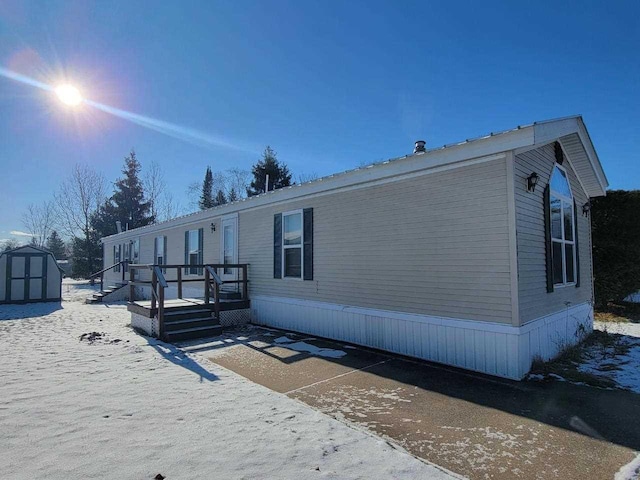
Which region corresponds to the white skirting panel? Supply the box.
[251,296,593,380]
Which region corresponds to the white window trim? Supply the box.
[550,164,577,287]
[282,209,304,280]
[186,229,200,276]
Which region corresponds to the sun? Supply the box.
[55,84,83,106]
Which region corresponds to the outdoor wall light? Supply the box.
[210,222,216,233]
[582,201,591,217]
[527,172,539,192]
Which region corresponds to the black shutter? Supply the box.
[544,185,554,293]
[303,208,313,281]
[184,231,189,275]
[274,213,282,279]
[153,238,158,265]
[198,228,204,275]
[574,200,580,288]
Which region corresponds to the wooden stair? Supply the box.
[163,307,222,342]
[86,282,128,304]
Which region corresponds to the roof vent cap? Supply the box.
[413,140,426,154]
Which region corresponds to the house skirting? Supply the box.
[250,296,593,380]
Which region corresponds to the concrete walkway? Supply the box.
[181,327,640,480]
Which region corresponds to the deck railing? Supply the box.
[88,260,129,291]
[127,263,249,339]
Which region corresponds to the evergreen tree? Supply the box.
[46,230,66,259]
[247,146,292,197]
[228,187,238,202]
[199,166,214,210]
[91,150,154,238]
[215,189,227,206]
[70,231,102,278]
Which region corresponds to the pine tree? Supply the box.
[91,150,154,239]
[228,187,238,202]
[199,166,214,210]
[215,189,227,206]
[46,230,66,259]
[247,146,292,197]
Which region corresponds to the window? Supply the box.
[114,245,121,272]
[185,229,203,275]
[282,211,303,278]
[223,224,234,274]
[549,166,576,286]
[131,239,140,264]
[154,236,166,272]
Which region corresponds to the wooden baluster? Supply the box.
[158,284,165,340]
[100,273,104,293]
[204,267,210,305]
[151,269,157,311]
[177,267,183,299]
[129,266,135,303]
[214,280,220,321]
[242,265,248,300]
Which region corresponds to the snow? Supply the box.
[579,322,640,394]
[616,453,640,480]
[0,281,456,480]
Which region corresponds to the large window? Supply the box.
[549,166,576,286]
[185,229,203,275]
[282,211,302,278]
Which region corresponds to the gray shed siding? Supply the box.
[514,143,593,323]
[239,157,513,323]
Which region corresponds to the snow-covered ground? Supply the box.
[584,322,640,394]
[0,281,457,480]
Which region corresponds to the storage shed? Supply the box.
[0,246,64,304]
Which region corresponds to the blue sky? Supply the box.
[0,1,638,242]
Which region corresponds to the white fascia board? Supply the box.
[102,126,534,243]
[576,117,609,194]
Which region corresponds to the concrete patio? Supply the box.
[180,326,640,480]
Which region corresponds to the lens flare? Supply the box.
[55,84,83,106]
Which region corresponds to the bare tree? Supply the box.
[54,164,107,275]
[157,191,183,222]
[296,172,319,184]
[143,161,166,222]
[226,168,251,199]
[1,239,21,252]
[22,201,56,247]
[55,164,107,239]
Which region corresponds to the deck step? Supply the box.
[165,324,223,342]
[219,291,242,300]
[164,309,214,322]
[164,316,219,332]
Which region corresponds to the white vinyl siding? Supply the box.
[239,158,513,323]
[514,143,593,323]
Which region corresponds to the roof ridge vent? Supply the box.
[413,140,426,154]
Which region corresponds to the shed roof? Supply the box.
[103,115,608,242]
[0,245,66,272]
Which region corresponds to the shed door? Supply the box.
[7,254,47,302]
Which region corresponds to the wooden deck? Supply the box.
[128,297,250,318]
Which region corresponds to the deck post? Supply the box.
[242,264,248,300]
[129,266,135,303]
[100,273,104,293]
[214,280,220,321]
[204,267,210,305]
[158,284,165,340]
[177,268,183,299]
[151,268,157,311]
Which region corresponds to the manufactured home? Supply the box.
[99,116,608,380]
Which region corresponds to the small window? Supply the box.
[549,166,576,286]
[185,229,202,275]
[131,239,140,264]
[155,236,166,272]
[282,211,302,278]
[114,245,121,272]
